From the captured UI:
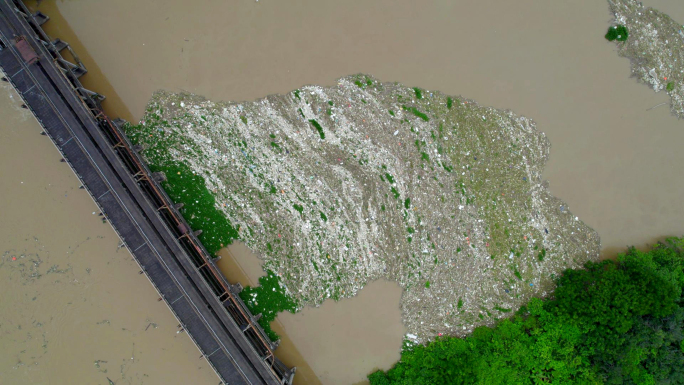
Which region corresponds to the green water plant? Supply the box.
[605,25,629,41]
[239,270,298,341]
[309,119,325,139]
[122,118,292,342]
[123,121,239,255]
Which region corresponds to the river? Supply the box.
[1,0,683,384]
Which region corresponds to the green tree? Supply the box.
[369,237,684,384]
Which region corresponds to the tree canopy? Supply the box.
[369,237,684,384]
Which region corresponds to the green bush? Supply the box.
[369,237,684,384]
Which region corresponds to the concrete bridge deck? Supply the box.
[0,1,294,384]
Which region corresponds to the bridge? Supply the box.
[0,1,295,384]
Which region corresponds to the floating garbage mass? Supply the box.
[607,0,684,118]
[125,74,599,342]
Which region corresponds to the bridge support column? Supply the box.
[51,38,68,52]
[230,283,243,294]
[31,11,49,25]
[151,171,166,183]
[282,367,296,385]
[112,118,128,129]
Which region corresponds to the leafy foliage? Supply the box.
[239,270,298,342]
[605,25,629,42]
[123,120,239,255]
[369,237,684,384]
[309,119,325,139]
[153,162,239,254]
[401,105,430,121]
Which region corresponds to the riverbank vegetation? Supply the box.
[369,237,684,384]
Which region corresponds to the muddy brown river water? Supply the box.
[2,0,683,384]
[0,83,220,384]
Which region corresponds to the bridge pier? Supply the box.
[51,38,68,52]
[151,171,166,183]
[281,367,296,385]
[31,10,48,25]
[112,118,127,129]
[230,282,243,294]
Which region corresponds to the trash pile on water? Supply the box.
[608,0,684,118]
[131,74,599,341]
